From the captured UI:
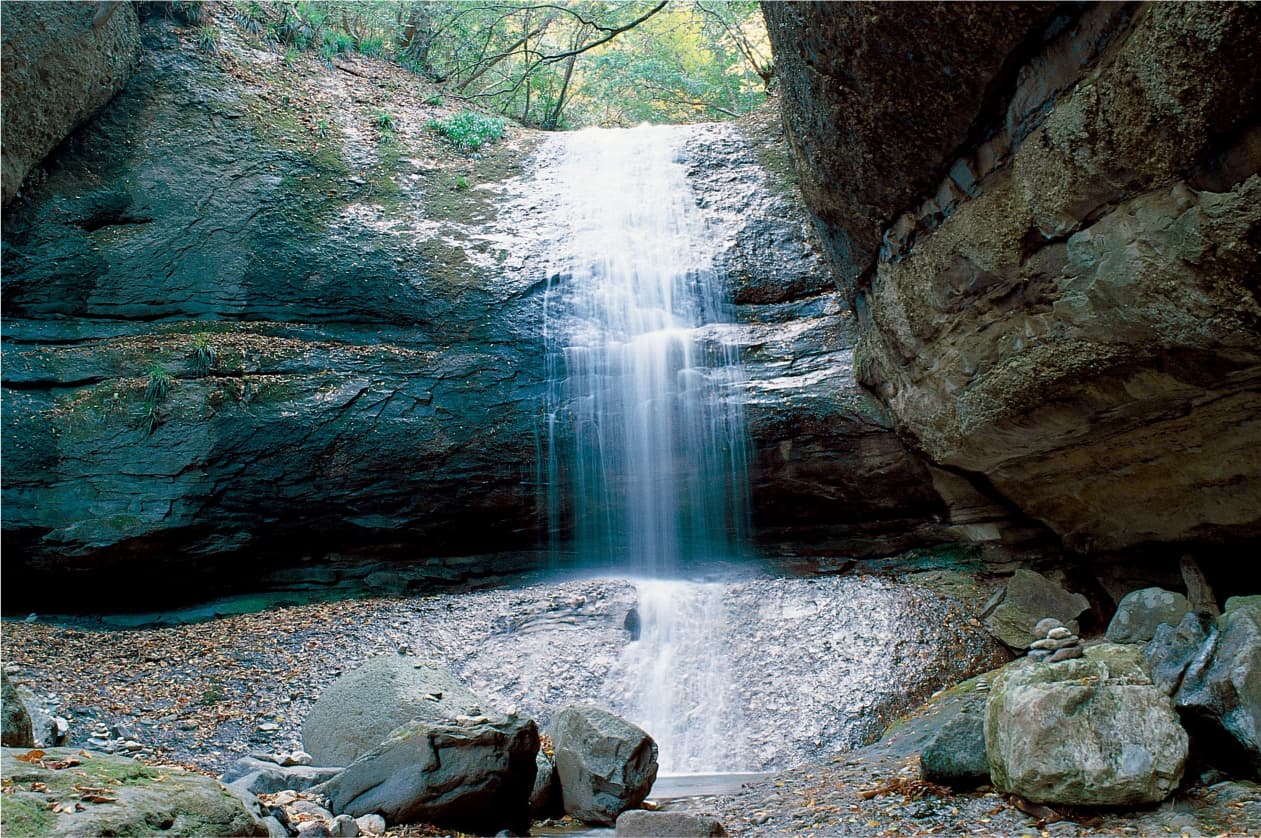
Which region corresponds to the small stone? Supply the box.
[1047,645,1084,663]
[297,821,333,838]
[1047,627,1072,640]
[281,750,313,767]
[1027,649,1052,662]
[1033,617,1065,637]
[1030,636,1077,651]
[258,723,280,732]
[272,790,299,806]
[329,814,359,837]
[355,814,386,835]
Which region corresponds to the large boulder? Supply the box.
[1107,587,1191,644]
[0,1,141,205]
[982,569,1089,651]
[551,704,658,826]
[315,714,538,835]
[1,673,35,748]
[1,747,264,836]
[302,656,488,767]
[1175,598,1261,777]
[985,644,1188,805]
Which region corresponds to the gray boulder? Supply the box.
[530,749,562,819]
[616,810,727,836]
[1,747,264,836]
[302,656,487,766]
[920,707,989,788]
[552,704,658,826]
[1176,599,1261,777]
[1,673,35,748]
[983,569,1090,651]
[1106,587,1191,644]
[1144,611,1216,696]
[316,714,538,835]
[221,756,342,795]
[985,644,1187,805]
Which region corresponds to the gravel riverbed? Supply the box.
[3,572,1257,836]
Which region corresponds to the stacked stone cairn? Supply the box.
[1026,617,1083,663]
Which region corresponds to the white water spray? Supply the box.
[540,126,751,772]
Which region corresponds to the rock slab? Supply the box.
[302,656,488,767]
[983,569,1089,651]
[316,714,538,835]
[985,644,1188,805]
[1,747,264,836]
[616,810,727,836]
[1107,588,1191,644]
[552,704,659,826]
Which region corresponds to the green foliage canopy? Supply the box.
[227,0,773,129]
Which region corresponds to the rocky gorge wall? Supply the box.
[764,2,1261,558]
[1,8,1009,608]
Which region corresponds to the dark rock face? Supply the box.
[766,2,1261,552]
[2,16,1017,602]
[0,1,141,206]
[1175,600,1261,778]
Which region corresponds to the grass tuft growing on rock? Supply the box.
[428,111,506,153]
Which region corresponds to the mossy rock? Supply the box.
[0,747,264,837]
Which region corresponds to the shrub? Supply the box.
[136,364,173,436]
[428,111,506,153]
[455,175,469,191]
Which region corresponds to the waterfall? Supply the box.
[540,125,751,773]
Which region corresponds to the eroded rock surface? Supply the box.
[766,2,1261,552]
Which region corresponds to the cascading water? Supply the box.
[540,125,751,773]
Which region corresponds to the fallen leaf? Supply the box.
[81,794,118,804]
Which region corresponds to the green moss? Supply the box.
[0,794,55,836]
[79,757,160,785]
